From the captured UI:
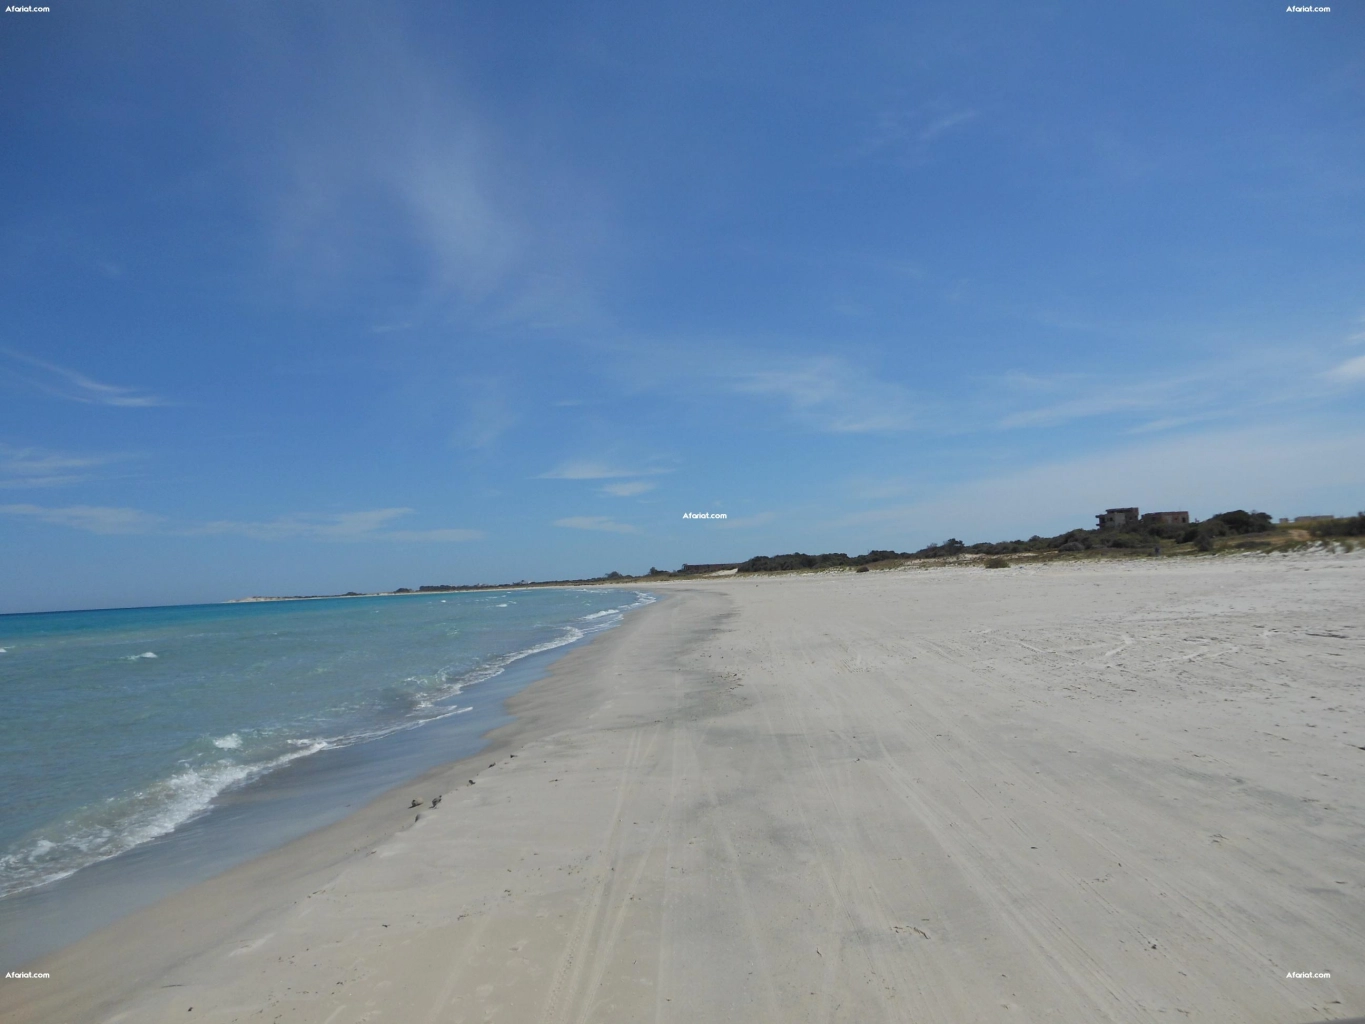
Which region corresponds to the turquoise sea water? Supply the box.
[0,588,650,902]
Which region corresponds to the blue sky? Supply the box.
[2,0,1363,612]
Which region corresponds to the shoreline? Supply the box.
[0,583,690,1022]
[0,587,660,970]
[4,558,1363,1022]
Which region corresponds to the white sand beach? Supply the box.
[4,554,1363,1023]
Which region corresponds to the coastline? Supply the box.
[5,558,1363,1023]
[0,584,691,1023]
[0,588,661,968]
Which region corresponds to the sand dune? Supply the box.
[4,554,1363,1023]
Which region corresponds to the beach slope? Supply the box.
[4,556,1363,1023]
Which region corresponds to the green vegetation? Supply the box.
[907,510,1272,560]
[253,509,1365,599]
[714,509,1287,575]
[737,551,905,573]
[1309,512,1365,538]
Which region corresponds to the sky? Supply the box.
[2,0,1363,612]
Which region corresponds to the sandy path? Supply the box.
[3,555,1363,1023]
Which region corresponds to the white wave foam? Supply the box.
[0,591,660,900]
[496,603,509,607]
[129,651,158,660]
[0,737,335,899]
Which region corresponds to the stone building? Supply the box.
[1095,507,1190,529]
[1096,507,1140,529]
[1140,510,1190,525]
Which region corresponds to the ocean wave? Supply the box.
[580,608,620,620]
[0,738,331,899]
[0,589,659,900]
[406,598,654,703]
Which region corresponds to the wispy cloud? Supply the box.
[616,328,1356,442]
[1124,413,1226,436]
[995,375,1202,430]
[553,516,641,534]
[269,74,519,305]
[257,14,600,332]
[450,378,519,450]
[601,480,656,497]
[540,460,670,480]
[0,443,136,489]
[0,348,168,407]
[0,503,165,534]
[0,503,480,542]
[194,508,482,542]
[987,362,1294,433]
[840,423,1365,544]
[1327,353,1365,383]
[853,102,978,164]
[723,355,918,433]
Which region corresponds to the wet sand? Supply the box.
[3,554,1362,1023]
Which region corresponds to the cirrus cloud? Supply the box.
[553,516,641,534]
[539,460,671,480]
[0,348,169,408]
[193,508,482,542]
[0,443,138,489]
[601,480,656,497]
[0,503,481,542]
[1327,354,1365,383]
[0,503,165,535]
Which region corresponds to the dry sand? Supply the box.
[4,554,1363,1023]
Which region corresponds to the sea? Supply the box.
[0,587,654,965]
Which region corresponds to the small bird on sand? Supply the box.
[409,798,422,808]
[431,795,442,807]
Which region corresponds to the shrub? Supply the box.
[910,538,966,559]
[983,557,1010,569]
[1058,541,1084,553]
[1195,533,1216,552]
[1105,533,1143,549]
[856,565,870,573]
[1206,510,1273,535]
[1311,513,1365,538]
[857,550,903,564]
[739,552,854,573]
